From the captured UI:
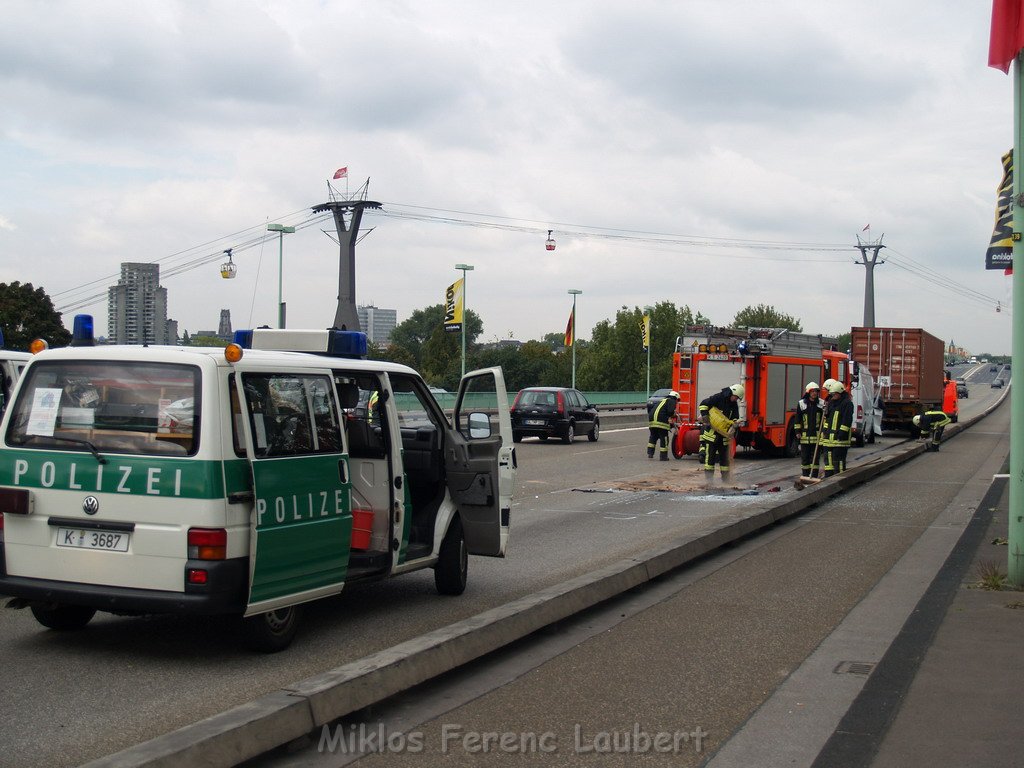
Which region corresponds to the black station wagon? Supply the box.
[510,387,599,444]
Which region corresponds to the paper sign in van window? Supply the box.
[27,388,62,436]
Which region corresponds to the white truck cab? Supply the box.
[0,318,515,651]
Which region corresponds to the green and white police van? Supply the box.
[0,317,514,651]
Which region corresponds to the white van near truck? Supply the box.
[0,318,515,651]
[850,361,882,447]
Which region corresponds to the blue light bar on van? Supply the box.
[70,314,96,347]
[325,331,367,357]
[0,328,5,348]
[242,328,368,359]
[233,329,254,348]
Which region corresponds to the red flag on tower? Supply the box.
[564,307,575,347]
[989,0,1024,73]
[333,167,348,180]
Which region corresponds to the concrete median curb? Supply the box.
[82,399,1003,768]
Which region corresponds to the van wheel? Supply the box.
[781,423,799,458]
[31,603,96,630]
[435,517,467,595]
[241,606,302,653]
[588,420,600,442]
[563,423,575,444]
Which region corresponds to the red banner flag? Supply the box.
[333,167,348,180]
[564,307,575,347]
[990,0,1024,73]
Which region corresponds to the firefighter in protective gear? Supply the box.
[699,384,743,486]
[820,380,853,477]
[794,381,824,478]
[647,391,679,460]
[914,410,951,451]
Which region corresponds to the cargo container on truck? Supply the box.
[850,327,945,434]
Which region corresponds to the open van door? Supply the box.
[234,368,352,615]
[446,366,514,557]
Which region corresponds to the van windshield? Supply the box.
[6,361,200,456]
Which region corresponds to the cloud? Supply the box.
[0,0,1014,354]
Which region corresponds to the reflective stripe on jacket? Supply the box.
[649,397,677,430]
[820,395,854,448]
[921,409,951,432]
[795,397,824,445]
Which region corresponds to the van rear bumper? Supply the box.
[0,556,248,615]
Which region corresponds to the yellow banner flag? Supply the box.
[640,315,650,350]
[987,149,1013,271]
[444,278,464,333]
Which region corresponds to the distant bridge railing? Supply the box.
[430,391,648,411]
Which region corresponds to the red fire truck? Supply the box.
[670,326,850,458]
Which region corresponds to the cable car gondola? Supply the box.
[220,249,237,279]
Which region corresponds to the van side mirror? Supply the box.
[468,412,492,439]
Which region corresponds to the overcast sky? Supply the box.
[0,1,1015,355]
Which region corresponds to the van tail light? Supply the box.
[556,390,565,415]
[856,405,864,420]
[188,528,227,560]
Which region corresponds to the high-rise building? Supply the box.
[107,263,171,345]
[357,305,397,345]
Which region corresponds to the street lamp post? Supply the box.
[455,263,474,377]
[267,223,296,328]
[568,289,582,389]
[644,307,653,401]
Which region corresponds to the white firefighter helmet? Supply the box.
[912,415,922,427]
[669,391,680,399]
[825,380,846,395]
[805,381,820,393]
[729,383,745,400]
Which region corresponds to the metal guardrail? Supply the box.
[430,391,648,411]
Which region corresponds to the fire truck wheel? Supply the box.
[782,423,799,458]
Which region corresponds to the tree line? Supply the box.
[368,301,808,393]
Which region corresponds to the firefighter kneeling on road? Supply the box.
[699,383,744,487]
[820,380,853,478]
[795,381,824,478]
[914,410,951,452]
[647,390,679,461]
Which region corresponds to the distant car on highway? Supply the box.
[647,388,675,411]
[992,378,1005,388]
[991,365,999,372]
[511,386,599,444]
[956,378,968,398]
